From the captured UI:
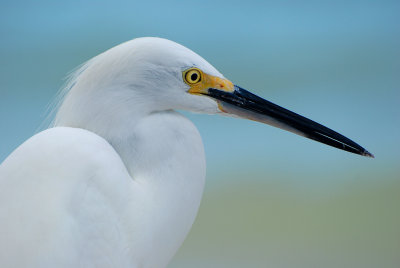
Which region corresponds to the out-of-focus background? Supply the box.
[1,1,399,267]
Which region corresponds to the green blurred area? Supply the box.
[0,1,399,267]
[172,175,400,267]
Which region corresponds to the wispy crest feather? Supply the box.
[43,59,93,129]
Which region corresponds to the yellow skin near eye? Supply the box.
[183,68,234,95]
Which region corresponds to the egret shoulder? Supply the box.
[0,127,136,268]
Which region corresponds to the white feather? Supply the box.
[0,37,220,267]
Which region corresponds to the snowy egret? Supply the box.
[0,37,372,268]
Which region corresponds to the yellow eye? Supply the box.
[184,68,202,84]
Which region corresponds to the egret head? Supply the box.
[55,37,372,157]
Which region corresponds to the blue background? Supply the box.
[1,1,399,267]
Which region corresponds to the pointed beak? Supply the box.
[205,85,373,157]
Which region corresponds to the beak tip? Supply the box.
[362,150,375,158]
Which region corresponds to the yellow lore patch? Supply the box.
[183,68,234,95]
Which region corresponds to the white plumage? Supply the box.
[0,37,372,268]
[0,38,214,268]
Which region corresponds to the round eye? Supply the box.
[184,68,202,84]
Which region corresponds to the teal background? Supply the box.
[1,1,399,267]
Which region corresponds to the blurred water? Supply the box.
[1,0,399,267]
[171,177,400,268]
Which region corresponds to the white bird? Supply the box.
[0,37,373,268]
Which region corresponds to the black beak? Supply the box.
[205,85,373,158]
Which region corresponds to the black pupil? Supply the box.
[190,72,198,81]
